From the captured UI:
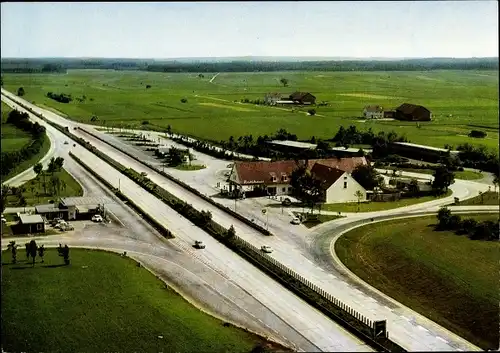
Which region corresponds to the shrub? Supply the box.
[146,85,151,89]
[142,120,149,125]
[180,98,188,103]
[308,109,316,115]
[468,130,487,138]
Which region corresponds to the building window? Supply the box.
[282,175,288,182]
[344,176,347,180]
[272,177,276,182]
[344,182,347,189]
[37,224,43,230]
[282,187,286,192]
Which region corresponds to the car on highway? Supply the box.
[64,141,69,145]
[91,214,103,223]
[140,172,148,177]
[291,217,301,225]
[261,245,273,253]
[194,240,206,249]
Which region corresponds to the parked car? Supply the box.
[50,218,62,226]
[194,240,206,249]
[60,223,74,231]
[55,220,68,229]
[291,217,301,225]
[91,215,103,222]
[261,245,273,253]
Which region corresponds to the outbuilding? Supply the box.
[395,103,432,121]
[310,164,366,203]
[14,214,45,235]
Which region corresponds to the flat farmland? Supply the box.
[3,69,498,152]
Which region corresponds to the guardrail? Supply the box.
[77,127,272,236]
[4,93,406,352]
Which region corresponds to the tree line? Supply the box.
[1,57,497,74]
[1,110,47,178]
[436,208,499,241]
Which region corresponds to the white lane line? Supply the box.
[401,316,411,322]
[417,325,429,332]
[436,336,448,343]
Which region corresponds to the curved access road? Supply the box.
[1,89,372,353]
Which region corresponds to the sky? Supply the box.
[1,1,498,59]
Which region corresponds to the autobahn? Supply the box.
[2,90,372,352]
[2,88,495,351]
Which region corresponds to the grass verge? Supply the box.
[5,168,83,207]
[334,214,500,350]
[322,190,452,212]
[458,191,499,206]
[174,164,206,171]
[1,248,286,353]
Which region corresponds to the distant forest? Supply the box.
[1,57,497,73]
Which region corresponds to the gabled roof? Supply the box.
[364,105,384,112]
[19,214,44,224]
[234,160,299,185]
[311,164,345,189]
[290,92,316,100]
[306,157,368,174]
[396,103,428,114]
[232,157,367,185]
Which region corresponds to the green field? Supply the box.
[1,102,52,181]
[3,70,498,153]
[335,214,500,350]
[5,168,83,207]
[2,248,284,353]
[458,191,499,205]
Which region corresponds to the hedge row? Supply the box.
[10,96,404,352]
[68,152,174,239]
[78,127,272,236]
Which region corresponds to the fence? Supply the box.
[6,95,405,352]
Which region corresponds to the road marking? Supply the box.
[436,336,448,343]
[401,316,411,322]
[417,325,429,332]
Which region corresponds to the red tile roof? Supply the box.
[233,157,367,185]
[310,164,345,189]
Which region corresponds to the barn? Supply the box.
[395,103,432,121]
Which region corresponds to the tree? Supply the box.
[354,190,364,212]
[493,174,499,193]
[279,78,288,87]
[408,178,419,194]
[38,245,45,263]
[17,87,25,96]
[8,241,19,264]
[227,225,236,238]
[166,125,172,136]
[437,207,452,230]
[180,98,188,103]
[50,175,62,196]
[18,195,27,211]
[432,167,455,194]
[146,84,151,89]
[28,240,37,266]
[166,147,184,167]
[55,157,64,171]
[351,165,380,190]
[34,162,43,190]
[200,210,212,225]
[308,109,316,116]
[25,242,30,260]
[1,185,10,214]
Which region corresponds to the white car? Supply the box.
[291,217,301,225]
[55,220,68,229]
[194,240,206,249]
[91,215,103,222]
[261,245,273,254]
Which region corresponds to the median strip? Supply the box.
[5,93,407,352]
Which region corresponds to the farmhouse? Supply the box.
[289,92,316,105]
[363,105,384,119]
[227,156,367,197]
[13,214,45,235]
[395,103,432,121]
[264,93,284,105]
[310,163,366,203]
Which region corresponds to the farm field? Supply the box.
[334,214,500,350]
[1,101,51,181]
[3,69,498,153]
[1,248,285,353]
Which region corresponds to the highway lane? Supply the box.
[2,91,371,352]
[70,124,484,351]
[4,89,489,351]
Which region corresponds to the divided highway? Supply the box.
[1,90,372,352]
[2,88,487,351]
